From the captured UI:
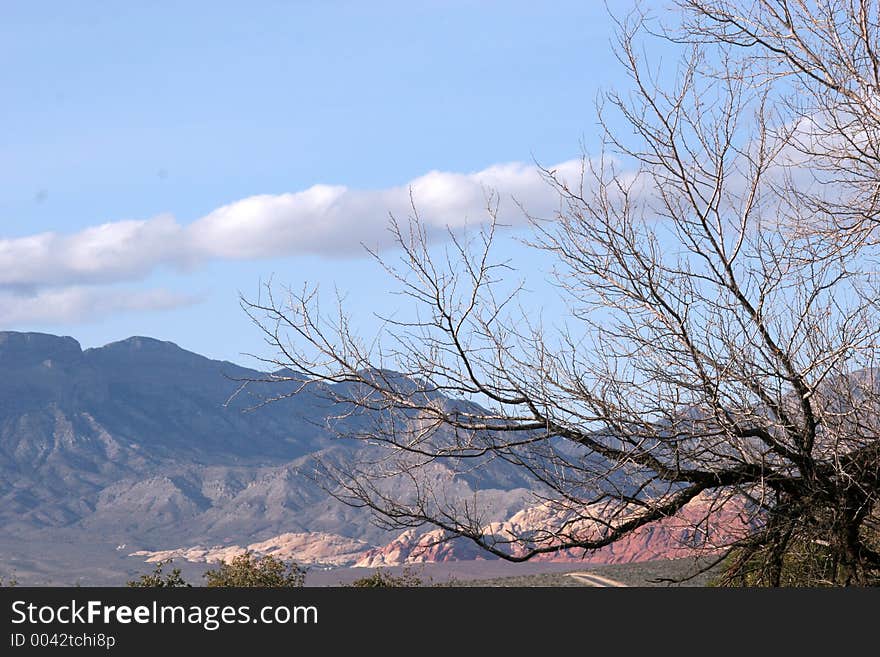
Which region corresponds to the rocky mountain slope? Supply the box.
[130,532,372,568]
[0,332,535,581]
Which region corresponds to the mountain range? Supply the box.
[0,331,539,583]
[0,331,736,584]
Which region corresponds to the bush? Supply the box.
[0,574,17,587]
[713,516,880,587]
[204,552,305,587]
[127,560,191,587]
[349,567,423,587]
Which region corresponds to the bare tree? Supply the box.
[243,3,880,586]
[676,0,880,239]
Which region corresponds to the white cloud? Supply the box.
[0,159,587,326]
[0,287,197,325]
[0,143,837,327]
[0,159,583,290]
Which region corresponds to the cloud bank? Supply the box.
[0,159,580,325]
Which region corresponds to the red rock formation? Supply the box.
[355,494,752,567]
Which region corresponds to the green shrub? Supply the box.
[349,567,423,587]
[204,552,305,587]
[127,560,191,587]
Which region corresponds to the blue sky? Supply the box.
[0,1,670,366]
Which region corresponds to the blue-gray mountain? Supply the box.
[0,332,534,583]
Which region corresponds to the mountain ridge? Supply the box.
[0,330,539,583]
